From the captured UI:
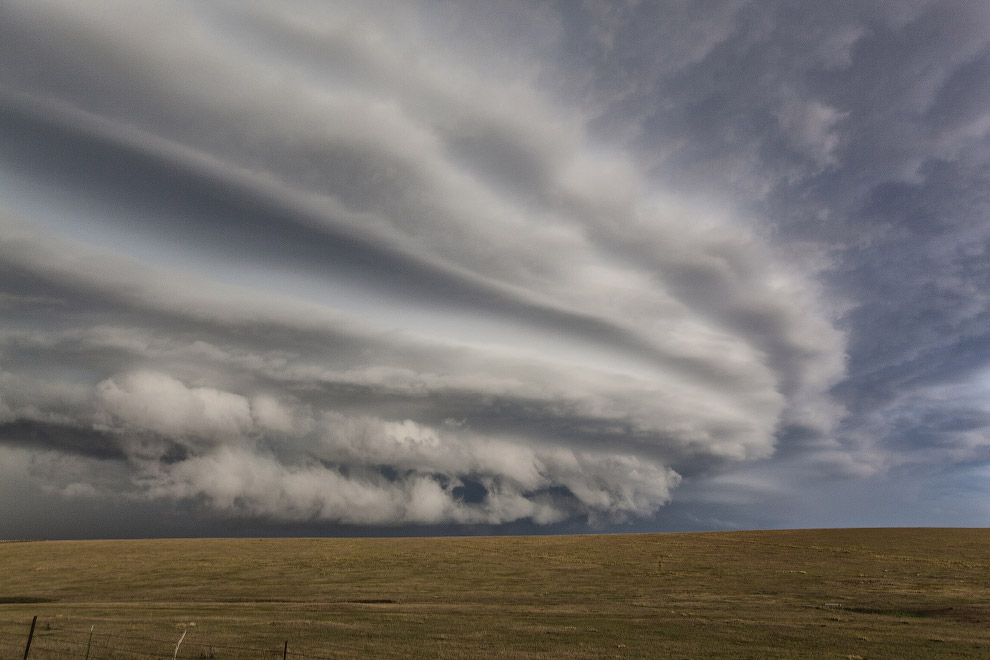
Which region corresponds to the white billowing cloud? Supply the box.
[143,439,680,526]
[251,394,298,434]
[97,371,253,440]
[70,366,685,524]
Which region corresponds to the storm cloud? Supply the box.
[1,0,988,536]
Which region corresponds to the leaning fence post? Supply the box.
[84,625,94,660]
[173,629,187,660]
[22,615,37,660]
[283,640,288,660]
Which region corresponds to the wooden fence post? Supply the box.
[85,625,95,660]
[283,640,288,660]
[173,629,187,660]
[22,615,37,660]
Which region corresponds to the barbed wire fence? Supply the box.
[0,616,414,660]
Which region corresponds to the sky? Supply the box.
[1,0,989,539]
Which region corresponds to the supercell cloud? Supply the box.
[1,1,988,535]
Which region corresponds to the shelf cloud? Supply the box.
[3,0,989,535]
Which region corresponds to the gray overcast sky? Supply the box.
[1,0,989,538]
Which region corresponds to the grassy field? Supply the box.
[1,529,988,659]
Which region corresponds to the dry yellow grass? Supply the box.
[1,528,989,659]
